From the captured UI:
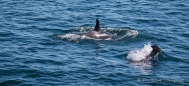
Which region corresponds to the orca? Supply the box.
[127,44,161,62]
[145,45,161,60]
[84,19,115,40]
[127,45,161,67]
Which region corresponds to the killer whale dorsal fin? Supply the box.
[94,19,100,31]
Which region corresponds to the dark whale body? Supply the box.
[145,45,161,60]
[84,19,115,40]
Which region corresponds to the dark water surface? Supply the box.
[0,0,189,85]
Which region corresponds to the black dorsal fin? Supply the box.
[94,19,100,31]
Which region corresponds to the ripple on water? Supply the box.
[0,80,22,86]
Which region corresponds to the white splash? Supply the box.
[57,33,85,41]
[126,30,138,37]
[117,30,138,40]
[127,42,153,61]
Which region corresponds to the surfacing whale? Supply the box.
[84,19,116,40]
[127,45,161,67]
[127,44,161,62]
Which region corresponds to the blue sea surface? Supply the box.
[0,0,189,85]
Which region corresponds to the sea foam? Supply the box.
[127,43,153,61]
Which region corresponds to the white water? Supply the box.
[127,43,153,61]
[57,33,85,42]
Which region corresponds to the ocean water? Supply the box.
[0,0,189,85]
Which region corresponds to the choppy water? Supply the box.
[0,0,189,85]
